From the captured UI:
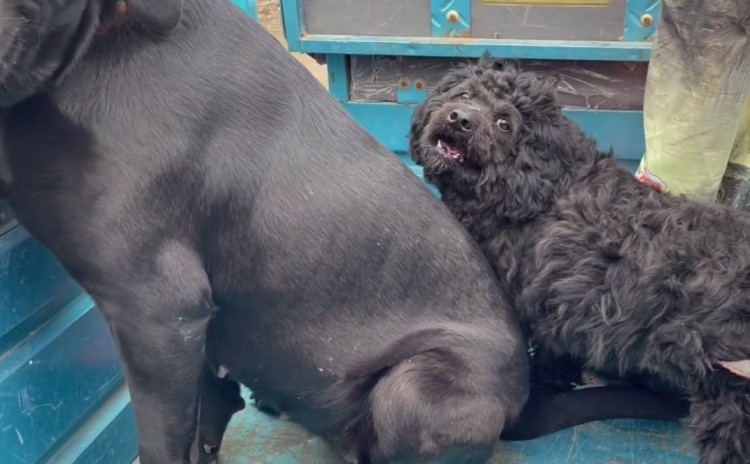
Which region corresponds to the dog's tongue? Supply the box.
[438,139,463,160]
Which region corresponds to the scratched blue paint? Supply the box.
[624,0,662,41]
[46,385,137,464]
[0,229,81,353]
[431,0,471,38]
[0,294,124,463]
[0,226,135,464]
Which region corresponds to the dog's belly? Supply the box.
[204,306,343,434]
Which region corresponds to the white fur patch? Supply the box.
[217,365,229,379]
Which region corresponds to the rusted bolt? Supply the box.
[640,14,653,27]
[446,10,460,24]
[415,79,426,90]
[398,78,410,89]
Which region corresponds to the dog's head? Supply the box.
[0,0,184,107]
[410,56,596,223]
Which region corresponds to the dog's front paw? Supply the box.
[198,443,220,464]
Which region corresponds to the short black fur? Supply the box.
[410,56,750,464]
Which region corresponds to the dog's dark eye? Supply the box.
[496,118,511,132]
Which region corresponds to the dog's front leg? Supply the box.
[100,246,216,464]
[690,371,750,464]
[196,367,246,464]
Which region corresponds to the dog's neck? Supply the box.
[438,185,522,244]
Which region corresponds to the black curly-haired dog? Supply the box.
[409,57,750,464]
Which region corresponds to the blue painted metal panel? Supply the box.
[323,48,645,162]
[324,54,349,102]
[431,0,472,38]
[280,0,658,61]
[293,36,653,61]
[0,229,80,353]
[624,0,662,41]
[0,226,134,464]
[395,81,428,105]
[46,385,137,464]
[230,0,259,22]
[280,0,303,51]
[0,294,125,464]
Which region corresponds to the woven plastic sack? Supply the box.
[636,0,750,203]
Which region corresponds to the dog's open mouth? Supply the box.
[436,138,466,164]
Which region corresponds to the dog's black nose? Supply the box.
[447,109,473,132]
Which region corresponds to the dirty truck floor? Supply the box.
[217,389,697,464]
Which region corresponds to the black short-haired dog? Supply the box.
[0,2,688,463]
[409,56,750,464]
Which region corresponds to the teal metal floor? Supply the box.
[213,388,698,464]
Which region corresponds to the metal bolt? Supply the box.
[398,78,410,89]
[446,10,460,23]
[415,79,426,90]
[640,14,653,27]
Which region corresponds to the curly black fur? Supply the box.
[409,57,750,464]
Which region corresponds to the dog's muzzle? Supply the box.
[428,103,486,165]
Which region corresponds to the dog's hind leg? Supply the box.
[101,243,215,464]
[501,385,690,441]
[689,371,750,464]
[327,325,524,463]
[365,349,504,464]
[196,368,246,464]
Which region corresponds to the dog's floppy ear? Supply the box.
[127,0,184,34]
[476,52,519,73]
